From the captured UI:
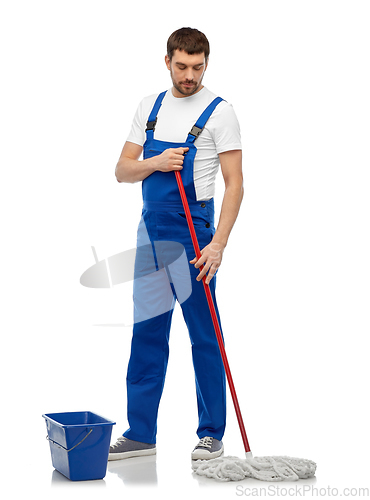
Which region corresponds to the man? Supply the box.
[110,27,243,461]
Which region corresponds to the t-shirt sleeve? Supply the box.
[126,99,147,147]
[212,103,242,154]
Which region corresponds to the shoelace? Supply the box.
[111,436,127,449]
[197,436,213,449]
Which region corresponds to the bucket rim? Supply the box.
[42,411,116,428]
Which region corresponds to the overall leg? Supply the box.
[165,206,226,442]
[124,305,175,444]
[124,211,176,444]
[180,272,226,441]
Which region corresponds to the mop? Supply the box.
[174,170,316,482]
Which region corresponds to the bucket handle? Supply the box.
[46,428,93,452]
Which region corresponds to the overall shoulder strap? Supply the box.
[186,97,224,144]
[145,91,167,140]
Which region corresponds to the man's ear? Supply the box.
[165,55,171,70]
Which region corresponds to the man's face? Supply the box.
[165,50,208,98]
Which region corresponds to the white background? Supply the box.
[1,1,369,499]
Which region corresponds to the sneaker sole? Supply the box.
[108,447,156,461]
[191,443,224,461]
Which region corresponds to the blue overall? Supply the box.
[123,91,227,444]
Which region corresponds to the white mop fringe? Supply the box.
[192,455,317,482]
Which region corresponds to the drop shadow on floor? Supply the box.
[107,455,158,486]
[51,469,107,487]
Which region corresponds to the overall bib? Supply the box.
[123,91,227,444]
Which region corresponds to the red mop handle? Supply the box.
[174,170,251,454]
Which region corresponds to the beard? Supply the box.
[170,70,204,97]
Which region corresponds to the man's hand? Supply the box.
[190,240,225,284]
[153,147,189,172]
[115,143,190,183]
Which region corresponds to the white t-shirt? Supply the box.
[126,87,242,201]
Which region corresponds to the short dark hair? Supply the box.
[167,27,210,62]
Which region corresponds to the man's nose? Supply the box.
[184,68,194,81]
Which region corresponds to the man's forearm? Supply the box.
[115,144,188,183]
[115,157,156,184]
[212,180,244,247]
[191,177,243,284]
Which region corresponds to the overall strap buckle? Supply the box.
[145,91,167,140]
[145,118,157,132]
[189,125,203,139]
[186,96,224,144]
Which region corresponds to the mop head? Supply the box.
[192,455,317,482]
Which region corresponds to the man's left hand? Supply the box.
[190,240,225,284]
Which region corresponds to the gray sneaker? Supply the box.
[191,436,224,460]
[108,436,156,461]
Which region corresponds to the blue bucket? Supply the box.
[43,411,115,481]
